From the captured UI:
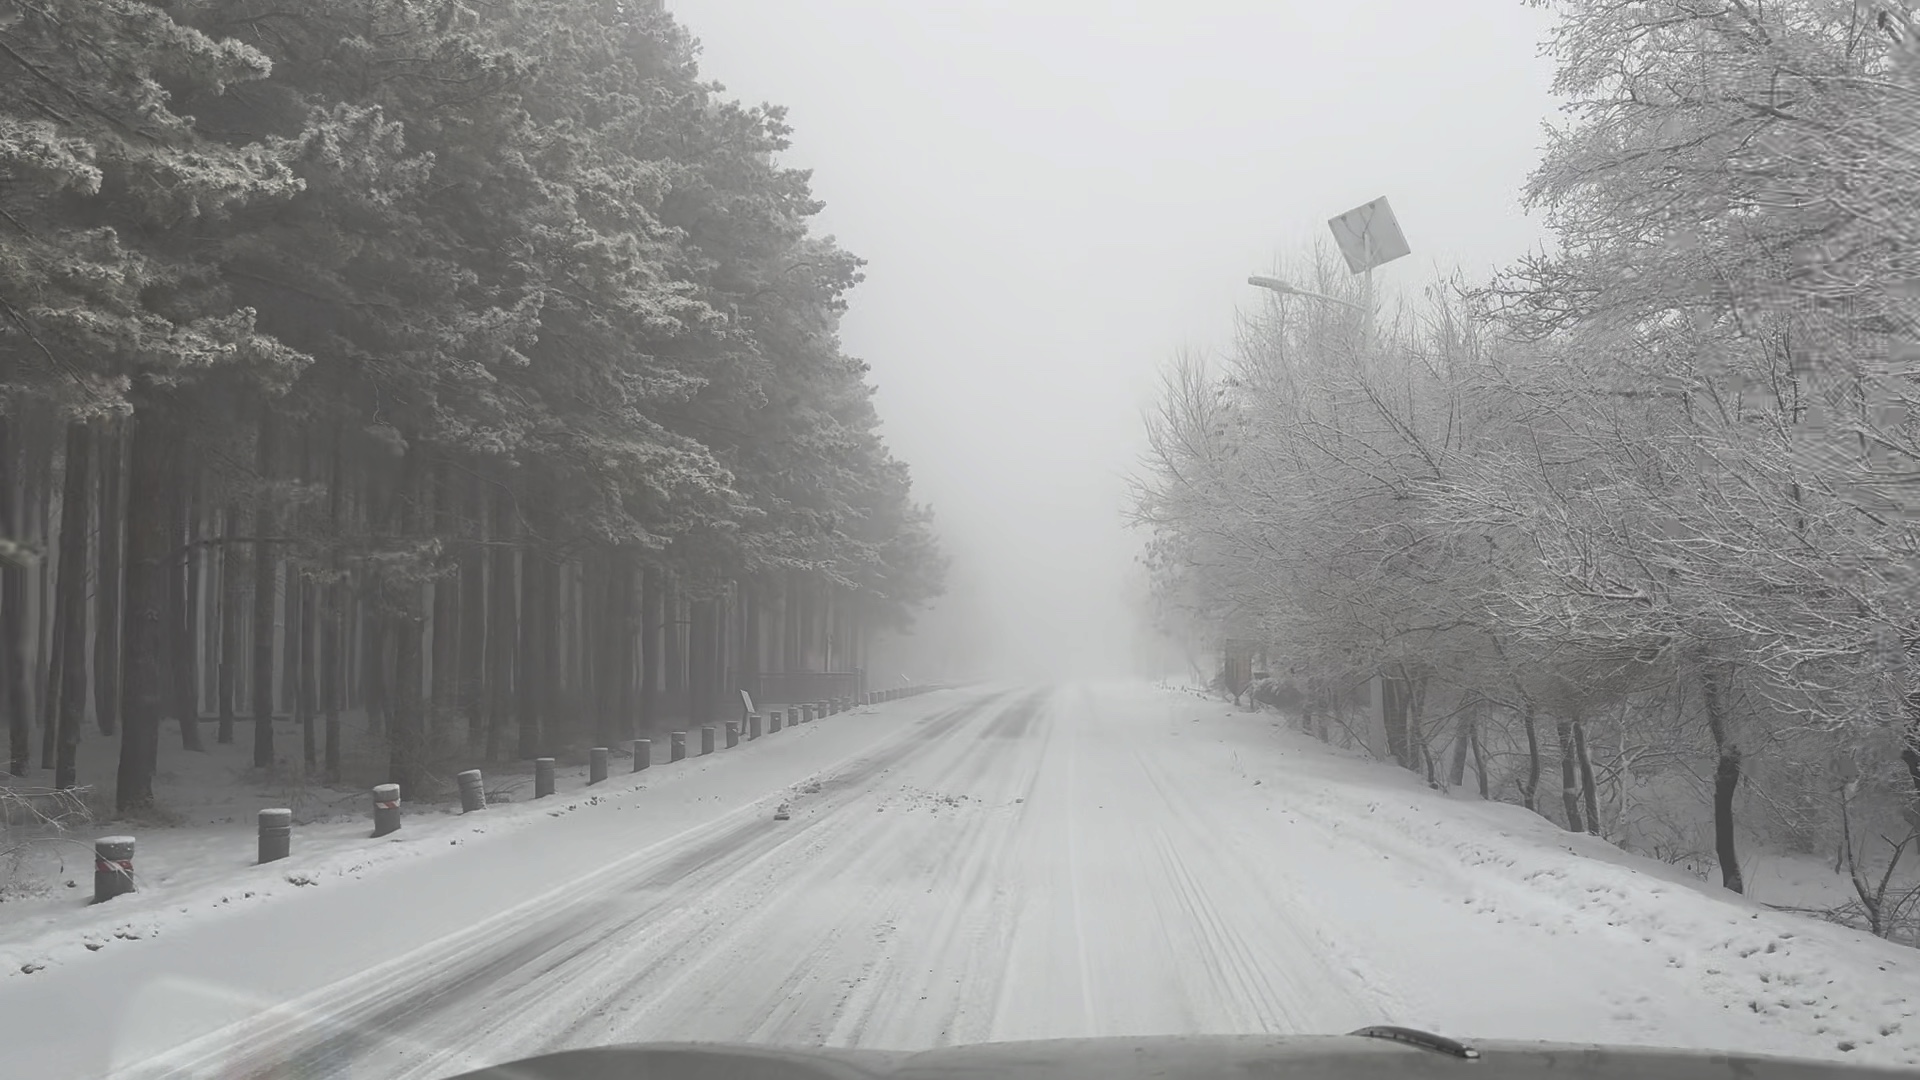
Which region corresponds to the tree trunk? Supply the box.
[1,414,30,776]
[1573,712,1601,836]
[457,476,487,747]
[1699,656,1745,893]
[364,612,389,738]
[739,582,759,701]
[1379,673,1410,768]
[613,551,635,741]
[34,427,54,771]
[689,596,716,725]
[640,566,662,733]
[94,418,123,736]
[1470,715,1490,799]
[295,575,315,770]
[664,574,684,714]
[1448,709,1473,788]
[389,449,428,797]
[429,463,458,746]
[170,464,203,751]
[1555,716,1585,832]
[588,554,614,746]
[641,564,664,730]
[39,524,63,771]
[52,422,91,789]
[1519,697,1542,811]
[321,577,342,783]
[217,502,241,743]
[117,407,176,811]
[484,487,515,761]
[516,550,544,759]
[321,423,344,783]
[390,606,426,792]
[250,417,277,768]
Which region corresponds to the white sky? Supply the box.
[669,0,1562,679]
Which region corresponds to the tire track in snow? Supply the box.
[1127,741,1310,1032]
[121,689,1017,1080]
[387,687,1044,1072]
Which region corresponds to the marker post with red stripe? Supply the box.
[94,836,134,903]
[372,783,402,837]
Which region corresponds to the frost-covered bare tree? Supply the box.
[1137,1,1920,907]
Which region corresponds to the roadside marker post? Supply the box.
[372,783,401,837]
[94,836,135,903]
[258,808,292,864]
[457,769,486,812]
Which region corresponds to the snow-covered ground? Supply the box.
[1,683,1915,1079]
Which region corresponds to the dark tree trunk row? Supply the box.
[5,402,878,807]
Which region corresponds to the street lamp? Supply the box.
[1247,196,1412,316]
[1245,275,1364,311]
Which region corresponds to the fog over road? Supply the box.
[5,685,1914,1077]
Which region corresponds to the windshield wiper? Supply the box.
[1350,1025,1482,1060]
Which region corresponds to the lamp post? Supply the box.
[1248,196,1411,348]
[1245,275,1365,311]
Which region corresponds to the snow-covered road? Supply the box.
[6,683,1917,1077]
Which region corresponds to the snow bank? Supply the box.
[1163,688,1918,1067]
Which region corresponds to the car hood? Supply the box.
[444,1032,1911,1080]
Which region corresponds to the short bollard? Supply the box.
[457,769,486,812]
[535,757,556,798]
[94,836,135,903]
[590,747,609,785]
[749,713,762,739]
[725,720,740,748]
[770,710,783,732]
[372,783,402,837]
[258,808,292,864]
[701,725,716,755]
[804,704,817,724]
[671,731,687,761]
[633,738,651,772]
[788,707,800,727]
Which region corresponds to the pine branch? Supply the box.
[0,34,159,143]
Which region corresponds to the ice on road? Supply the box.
[6,684,1917,1077]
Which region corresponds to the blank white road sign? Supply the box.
[1328,197,1411,275]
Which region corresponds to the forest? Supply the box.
[1135,0,1920,936]
[0,0,945,811]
